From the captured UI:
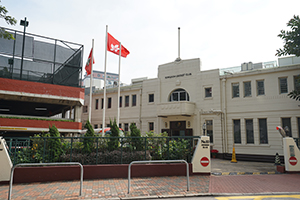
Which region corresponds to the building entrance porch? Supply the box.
[161,121,193,136]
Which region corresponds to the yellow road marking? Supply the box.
[215,194,300,200]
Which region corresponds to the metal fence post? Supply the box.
[8,162,83,200]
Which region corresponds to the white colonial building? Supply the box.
[82,56,300,160]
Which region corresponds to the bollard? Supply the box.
[275,152,281,165]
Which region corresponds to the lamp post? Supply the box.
[20,17,29,80]
[202,122,206,136]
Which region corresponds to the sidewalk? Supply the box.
[0,159,299,200]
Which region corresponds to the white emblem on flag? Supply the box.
[110,44,119,53]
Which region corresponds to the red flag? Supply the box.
[85,48,95,75]
[107,33,130,58]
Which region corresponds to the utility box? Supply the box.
[0,137,12,182]
[191,136,211,173]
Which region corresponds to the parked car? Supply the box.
[81,127,124,137]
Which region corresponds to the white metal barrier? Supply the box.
[128,160,189,194]
[8,162,83,200]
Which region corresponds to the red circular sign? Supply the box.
[289,156,298,166]
[200,157,210,167]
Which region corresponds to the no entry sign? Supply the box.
[200,157,209,167]
[289,156,298,166]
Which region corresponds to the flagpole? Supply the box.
[117,41,121,126]
[102,25,108,136]
[88,39,94,122]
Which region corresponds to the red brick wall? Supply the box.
[0,118,81,130]
[0,78,84,100]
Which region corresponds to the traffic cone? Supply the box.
[274,152,281,165]
[231,144,237,163]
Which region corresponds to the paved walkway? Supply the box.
[0,159,299,200]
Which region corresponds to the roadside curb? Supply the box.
[211,171,282,176]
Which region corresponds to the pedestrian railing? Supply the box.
[127,160,190,194]
[5,136,199,165]
[8,162,83,200]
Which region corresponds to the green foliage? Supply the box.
[83,120,95,153]
[165,139,190,160]
[48,125,62,161]
[276,15,300,57]
[107,119,119,151]
[129,123,143,150]
[145,131,168,160]
[0,0,17,40]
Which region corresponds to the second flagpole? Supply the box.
[102,25,108,136]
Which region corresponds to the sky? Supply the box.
[1,0,300,84]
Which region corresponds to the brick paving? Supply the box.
[1,159,300,199]
[0,176,210,199]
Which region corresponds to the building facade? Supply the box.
[82,57,300,160]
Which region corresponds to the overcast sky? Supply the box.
[1,0,300,84]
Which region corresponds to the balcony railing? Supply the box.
[0,26,83,87]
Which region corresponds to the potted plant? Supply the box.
[211,149,218,158]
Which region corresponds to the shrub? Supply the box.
[129,123,143,150]
[107,119,119,151]
[83,120,95,153]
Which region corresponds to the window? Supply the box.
[149,122,154,131]
[119,96,122,107]
[169,89,189,101]
[149,94,154,103]
[101,98,104,109]
[205,87,212,98]
[132,94,136,107]
[279,77,288,94]
[232,83,239,98]
[125,96,129,107]
[244,81,251,97]
[95,99,99,110]
[282,118,292,137]
[107,124,110,127]
[119,123,122,128]
[245,119,254,144]
[108,97,112,108]
[259,118,268,144]
[257,80,265,95]
[100,124,103,128]
[233,119,241,143]
[206,120,213,143]
[83,106,88,113]
[294,75,300,91]
[94,124,98,129]
[124,123,129,132]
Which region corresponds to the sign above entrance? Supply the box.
[165,73,192,79]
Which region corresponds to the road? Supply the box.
[166,194,300,200]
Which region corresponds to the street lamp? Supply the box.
[20,17,29,80]
[202,122,206,136]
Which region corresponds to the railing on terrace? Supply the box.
[0,26,83,87]
[5,136,200,165]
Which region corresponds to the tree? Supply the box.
[276,15,300,57]
[83,120,95,153]
[107,119,119,151]
[48,125,62,161]
[276,15,300,101]
[0,0,17,40]
[130,123,143,150]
